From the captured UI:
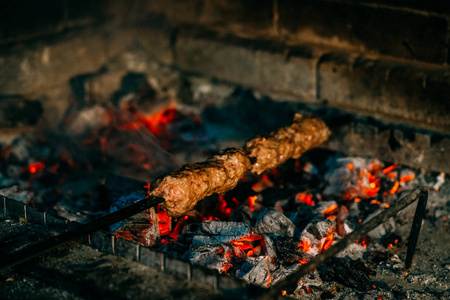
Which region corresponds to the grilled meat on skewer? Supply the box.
[149,114,330,217]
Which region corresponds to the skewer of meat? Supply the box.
[245,114,331,175]
[151,114,330,217]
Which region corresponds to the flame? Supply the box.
[323,204,338,215]
[281,290,287,296]
[157,209,171,236]
[252,174,274,192]
[296,192,315,206]
[139,107,177,135]
[389,181,400,194]
[220,263,233,273]
[400,174,415,183]
[382,164,397,174]
[266,276,272,288]
[29,162,45,174]
[297,240,311,253]
[231,235,263,258]
[298,258,308,264]
[322,232,334,252]
[248,195,257,211]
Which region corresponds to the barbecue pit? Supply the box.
[1,1,450,299]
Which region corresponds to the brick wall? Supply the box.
[0,0,449,135]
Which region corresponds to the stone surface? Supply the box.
[0,96,43,128]
[277,0,448,64]
[175,29,318,99]
[317,52,450,132]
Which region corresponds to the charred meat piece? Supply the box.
[150,148,251,217]
[245,114,330,174]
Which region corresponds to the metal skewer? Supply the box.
[0,195,164,270]
[255,187,428,299]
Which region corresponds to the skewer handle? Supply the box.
[0,195,164,270]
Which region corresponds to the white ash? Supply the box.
[200,220,251,236]
[313,200,338,215]
[67,105,108,135]
[365,213,396,240]
[433,172,446,191]
[255,208,297,237]
[189,244,232,271]
[0,185,33,204]
[323,157,382,197]
[239,256,271,286]
[336,243,366,260]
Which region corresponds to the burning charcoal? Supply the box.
[255,208,297,237]
[299,218,335,256]
[275,236,312,266]
[228,206,255,225]
[191,222,254,245]
[0,185,33,204]
[189,244,233,272]
[262,235,278,266]
[239,256,271,287]
[336,243,366,260]
[319,257,375,291]
[294,269,325,295]
[314,200,338,216]
[200,220,251,236]
[109,191,160,246]
[323,157,383,199]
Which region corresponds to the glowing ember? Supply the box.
[281,290,287,296]
[248,195,257,211]
[400,174,415,183]
[323,204,338,215]
[347,163,354,170]
[297,240,311,253]
[157,209,171,236]
[28,162,45,174]
[321,232,334,252]
[299,258,308,264]
[389,181,400,194]
[295,192,315,206]
[382,164,397,174]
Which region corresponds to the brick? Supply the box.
[317,52,450,132]
[66,0,103,25]
[164,255,190,278]
[0,26,140,96]
[90,230,114,254]
[135,27,174,65]
[146,0,203,24]
[278,0,448,64]
[200,0,274,37]
[191,265,217,289]
[114,237,139,262]
[175,30,318,99]
[139,246,163,269]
